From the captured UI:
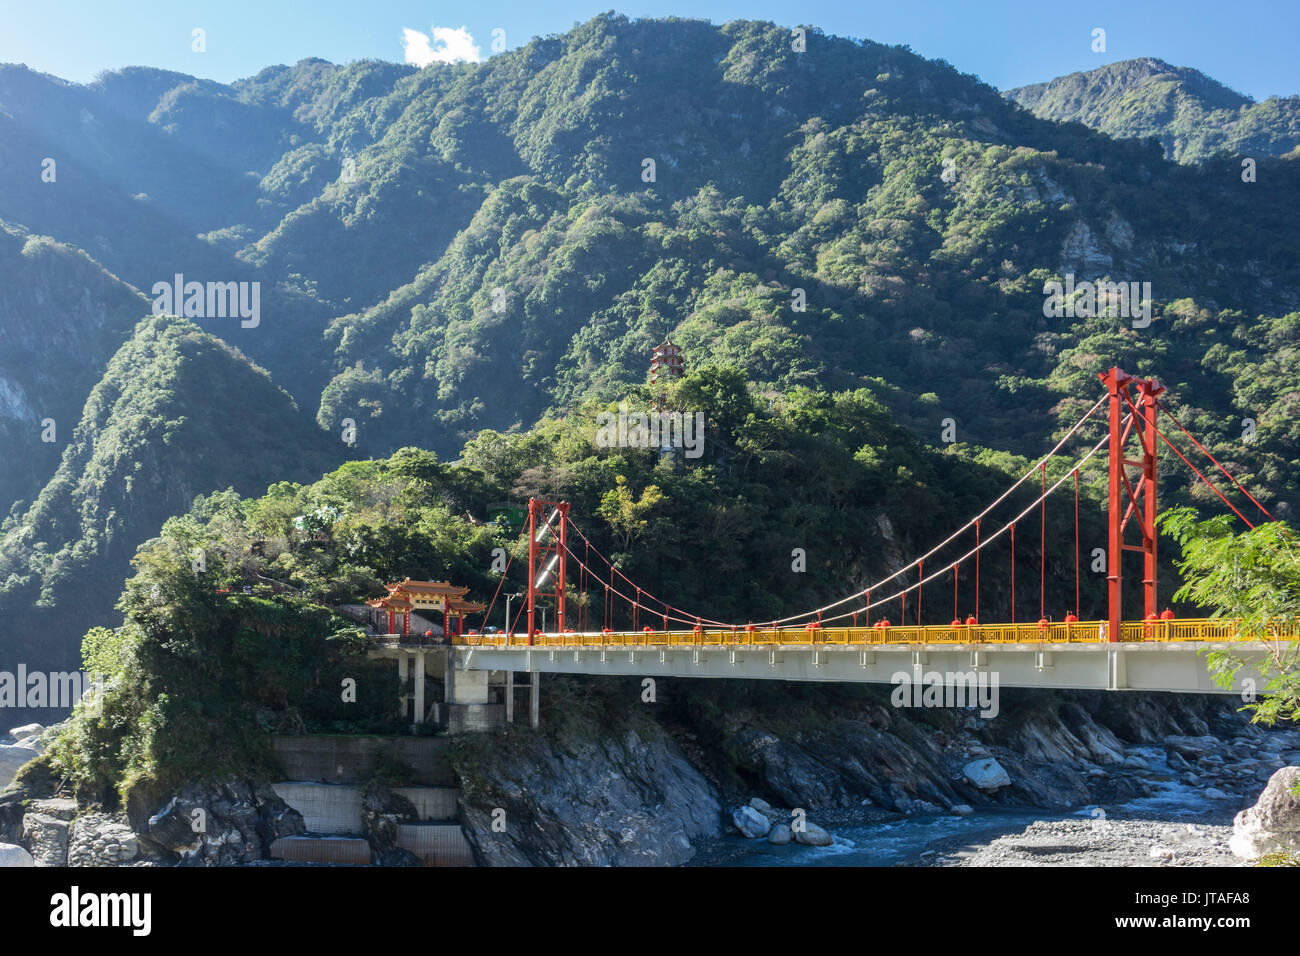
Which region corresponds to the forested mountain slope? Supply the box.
[1008,57,1300,163]
[0,220,149,513]
[0,314,339,690]
[0,15,1297,707]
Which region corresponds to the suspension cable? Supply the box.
[1073,468,1080,617]
[1040,461,1047,621]
[812,420,1120,627]
[1152,423,1255,528]
[478,525,527,631]
[952,564,958,622]
[568,394,1110,631]
[543,398,1113,633]
[1119,392,1255,528]
[916,559,923,626]
[1009,521,1015,624]
[1157,400,1274,521]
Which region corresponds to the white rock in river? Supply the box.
[7,723,43,740]
[794,821,833,847]
[768,823,792,845]
[732,805,771,839]
[0,843,35,867]
[0,744,40,790]
[950,804,974,816]
[749,796,771,812]
[1204,788,1228,800]
[1230,767,1300,860]
[963,757,1011,791]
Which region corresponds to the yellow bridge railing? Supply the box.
[450,618,1299,648]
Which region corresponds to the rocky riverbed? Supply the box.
[3,681,1299,867]
[448,680,1300,867]
[917,818,1241,866]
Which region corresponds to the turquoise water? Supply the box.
[710,749,1239,867]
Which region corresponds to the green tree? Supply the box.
[1160,507,1300,726]
[597,475,664,550]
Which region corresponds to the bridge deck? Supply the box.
[448,618,1294,647]
[401,619,1292,694]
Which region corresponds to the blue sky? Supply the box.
[2,0,1296,98]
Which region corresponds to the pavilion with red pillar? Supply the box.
[366,578,486,637]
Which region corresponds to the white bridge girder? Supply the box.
[449,641,1271,695]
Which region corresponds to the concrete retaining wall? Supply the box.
[394,787,460,821]
[269,735,455,785]
[272,783,461,833]
[271,783,364,834]
[396,823,475,867]
[270,836,371,865]
[445,704,505,734]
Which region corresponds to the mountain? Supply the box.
[0,15,1298,709]
[1006,57,1300,164]
[0,314,339,724]
[0,220,149,514]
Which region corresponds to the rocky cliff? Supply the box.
[445,677,1300,865]
[4,680,1297,866]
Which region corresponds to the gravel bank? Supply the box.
[919,817,1242,867]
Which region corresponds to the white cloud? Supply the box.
[402,26,483,66]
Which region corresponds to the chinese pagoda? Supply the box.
[649,340,684,384]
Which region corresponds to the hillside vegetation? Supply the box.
[1008,57,1300,164]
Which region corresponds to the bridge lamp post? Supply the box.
[504,592,523,636]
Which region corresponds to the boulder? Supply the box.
[361,787,419,857]
[950,804,974,817]
[135,779,305,865]
[0,842,34,867]
[0,745,39,790]
[749,797,771,813]
[732,805,771,839]
[27,798,77,821]
[1165,750,1193,772]
[793,821,833,847]
[1165,735,1221,760]
[1204,788,1228,800]
[963,757,1011,792]
[1230,767,1300,860]
[6,724,43,741]
[768,823,792,845]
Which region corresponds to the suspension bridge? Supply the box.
[371,368,1295,728]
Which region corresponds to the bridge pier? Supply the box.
[501,670,541,729]
[444,667,504,733]
[412,651,426,727]
[397,654,409,721]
